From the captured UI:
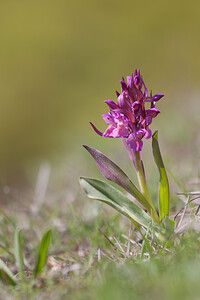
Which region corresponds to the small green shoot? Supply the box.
[0,258,16,286]
[34,229,52,277]
[14,228,26,281]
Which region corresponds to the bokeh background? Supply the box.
[1,0,200,188]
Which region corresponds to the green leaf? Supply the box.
[83,145,153,214]
[140,224,153,258]
[0,258,16,285]
[34,229,52,276]
[152,131,169,220]
[14,228,26,281]
[163,216,175,233]
[80,177,152,228]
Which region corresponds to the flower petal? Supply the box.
[127,134,143,151]
[104,100,119,110]
[136,129,146,139]
[102,114,114,125]
[112,127,129,138]
[116,90,120,97]
[127,73,134,88]
[120,80,128,93]
[103,125,116,137]
[145,94,164,102]
[145,116,152,126]
[144,127,152,139]
[117,92,132,111]
[114,108,135,123]
[132,101,141,116]
[146,108,160,118]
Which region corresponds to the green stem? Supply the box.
[133,151,150,202]
[133,151,159,224]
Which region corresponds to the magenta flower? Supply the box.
[91,69,163,152]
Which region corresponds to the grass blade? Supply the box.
[34,229,52,276]
[14,228,25,281]
[0,258,16,285]
[83,145,153,213]
[80,177,152,228]
[152,131,169,220]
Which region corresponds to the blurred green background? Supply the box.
[0,0,200,182]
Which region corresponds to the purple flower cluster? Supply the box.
[91,69,163,151]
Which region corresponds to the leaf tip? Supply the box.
[79,176,84,183]
[152,130,158,139]
[82,144,94,153]
[80,177,88,189]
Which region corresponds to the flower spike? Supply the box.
[91,69,163,152]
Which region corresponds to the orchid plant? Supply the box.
[80,69,174,239]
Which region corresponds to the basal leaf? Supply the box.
[80,177,152,228]
[83,145,153,213]
[34,229,52,276]
[152,131,169,220]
